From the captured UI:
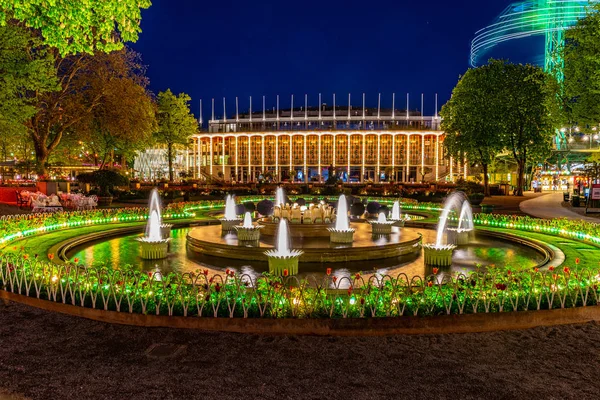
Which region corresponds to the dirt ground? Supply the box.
[1,301,600,400]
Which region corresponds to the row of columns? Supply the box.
[188,132,463,183]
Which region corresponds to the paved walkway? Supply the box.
[520,192,599,222]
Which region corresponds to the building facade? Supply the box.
[185,96,455,183]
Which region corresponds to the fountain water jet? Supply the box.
[234,211,263,242]
[137,188,170,259]
[447,200,475,245]
[221,194,242,233]
[264,219,303,275]
[390,200,405,227]
[422,192,475,266]
[275,187,286,207]
[329,194,355,243]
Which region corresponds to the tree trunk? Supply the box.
[482,163,490,197]
[168,142,174,182]
[33,143,49,177]
[515,160,526,196]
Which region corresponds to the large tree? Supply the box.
[563,3,600,128]
[440,63,505,196]
[0,0,151,55]
[25,47,154,176]
[495,61,561,196]
[154,90,197,182]
[75,50,156,169]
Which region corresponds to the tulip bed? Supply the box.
[1,256,599,318]
[2,197,600,319]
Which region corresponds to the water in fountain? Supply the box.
[243,212,253,228]
[391,201,401,220]
[224,195,238,220]
[147,210,162,241]
[335,194,351,231]
[145,188,162,239]
[377,212,387,223]
[275,187,286,207]
[435,192,467,247]
[275,219,292,256]
[458,201,474,231]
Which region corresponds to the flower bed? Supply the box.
[1,258,598,318]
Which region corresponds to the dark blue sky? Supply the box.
[131,0,517,120]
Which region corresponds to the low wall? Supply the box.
[2,290,600,336]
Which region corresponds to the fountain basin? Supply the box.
[160,224,173,239]
[187,223,422,263]
[221,219,242,233]
[265,250,304,275]
[260,218,334,238]
[328,228,355,243]
[391,219,405,228]
[234,225,263,241]
[422,244,456,267]
[446,228,473,246]
[137,239,170,259]
[370,222,394,235]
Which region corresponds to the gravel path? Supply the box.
[1,301,600,399]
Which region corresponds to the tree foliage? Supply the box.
[154,90,198,181]
[0,24,59,136]
[0,0,151,56]
[440,63,505,196]
[25,47,154,176]
[563,3,600,128]
[442,60,560,196]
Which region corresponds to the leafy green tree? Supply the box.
[0,0,151,55]
[563,3,600,128]
[154,90,198,182]
[75,49,156,169]
[0,24,59,137]
[494,61,561,195]
[440,63,505,196]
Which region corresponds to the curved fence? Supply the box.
[1,257,599,318]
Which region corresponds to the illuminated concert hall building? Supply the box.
[187,94,451,183]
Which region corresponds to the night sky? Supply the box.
[131,0,519,120]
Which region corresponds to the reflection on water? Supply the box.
[69,227,544,287]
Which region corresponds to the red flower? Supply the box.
[347,286,353,296]
[355,273,361,280]
[432,268,439,275]
[73,257,79,263]
[360,298,365,305]
[332,276,338,284]
[283,269,289,277]
[22,254,28,260]
[575,258,580,265]
[534,267,539,273]
[563,267,571,274]
[326,268,332,276]
[552,274,558,280]
[548,266,555,271]
[427,281,433,287]
[203,269,209,276]
[507,270,512,276]
[495,283,507,291]
[47,253,54,260]
[215,284,221,293]
[148,272,153,278]
[225,268,230,275]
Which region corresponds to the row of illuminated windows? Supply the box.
[195,135,442,166]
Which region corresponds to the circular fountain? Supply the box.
[369,212,395,235]
[328,194,355,243]
[136,189,170,260]
[264,219,304,275]
[221,195,242,233]
[234,212,263,242]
